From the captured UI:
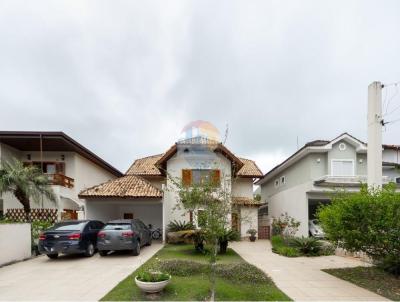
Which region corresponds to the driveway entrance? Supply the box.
[0,243,162,301]
[231,240,387,301]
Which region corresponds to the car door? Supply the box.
[137,220,151,244]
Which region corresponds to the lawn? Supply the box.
[323,266,400,301]
[101,244,291,301]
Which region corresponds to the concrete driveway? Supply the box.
[0,243,162,301]
[231,240,387,301]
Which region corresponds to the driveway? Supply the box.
[231,240,387,301]
[0,243,163,301]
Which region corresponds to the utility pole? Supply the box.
[367,81,383,188]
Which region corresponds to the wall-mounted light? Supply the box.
[27,154,31,160]
[316,158,321,163]
[359,158,363,164]
[61,154,65,161]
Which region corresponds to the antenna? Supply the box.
[223,124,229,145]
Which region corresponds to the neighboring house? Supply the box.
[79,137,263,240]
[0,131,122,220]
[256,133,400,237]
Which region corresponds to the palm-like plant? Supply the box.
[0,159,56,221]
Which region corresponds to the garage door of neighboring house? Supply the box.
[258,205,270,239]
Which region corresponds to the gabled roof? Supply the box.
[0,131,122,177]
[255,132,368,186]
[125,143,263,179]
[126,154,163,176]
[79,175,162,198]
[155,138,244,174]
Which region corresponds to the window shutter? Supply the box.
[212,170,221,186]
[182,169,192,186]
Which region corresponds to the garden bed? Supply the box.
[271,235,334,257]
[101,244,290,301]
[323,266,400,301]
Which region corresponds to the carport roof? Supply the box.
[78,175,163,199]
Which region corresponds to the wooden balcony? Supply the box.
[47,173,74,188]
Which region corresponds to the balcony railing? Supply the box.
[46,173,74,188]
[314,175,391,187]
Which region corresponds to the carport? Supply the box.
[78,175,163,229]
[308,198,330,220]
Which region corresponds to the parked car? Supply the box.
[97,219,152,256]
[38,220,104,259]
[308,219,325,238]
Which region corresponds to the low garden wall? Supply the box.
[0,223,31,266]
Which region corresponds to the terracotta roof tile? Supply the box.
[79,175,162,198]
[125,154,163,176]
[237,158,263,178]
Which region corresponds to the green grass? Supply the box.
[101,244,291,301]
[323,266,400,301]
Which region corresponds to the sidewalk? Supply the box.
[231,240,387,301]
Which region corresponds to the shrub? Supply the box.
[156,259,208,276]
[271,213,300,237]
[136,271,170,282]
[218,229,240,254]
[275,246,300,257]
[167,220,195,232]
[317,184,400,275]
[271,235,300,257]
[215,262,271,283]
[289,236,323,256]
[247,229,257,236]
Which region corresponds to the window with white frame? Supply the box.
[331,160,354,176]
[274,179,279,188]
[280,176,286,185]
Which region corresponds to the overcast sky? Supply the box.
[1,0,400,174]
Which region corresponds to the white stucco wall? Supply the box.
[1,145,119,215]
[164,150,232,228]
[268,182,312,237]
[240,207,258,237]
[0,223,31,266]
[232,178,253,197]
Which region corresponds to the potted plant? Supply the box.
[135,271,171,293]
[247,229,257,242]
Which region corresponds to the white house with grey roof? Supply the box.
[255,133,400,237]
[79,137,264,240]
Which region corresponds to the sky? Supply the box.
[1,0,400,174]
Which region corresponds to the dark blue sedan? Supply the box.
[38,220,104,259]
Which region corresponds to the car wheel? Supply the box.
[47,253,58,259]
[132,243,141,256]
[99,250,108,257]
[84,243,95,257]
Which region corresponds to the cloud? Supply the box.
[0,0,400,173]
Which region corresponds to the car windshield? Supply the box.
[103,223,131,230]
[50,222,87,231]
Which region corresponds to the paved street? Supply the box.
[0,243,162,301]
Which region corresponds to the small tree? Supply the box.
[0,159,56,221]
[317,184,400,275]
[169,173,232,300]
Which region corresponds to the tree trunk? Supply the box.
[14,187,31,222]
[210,238,218,301]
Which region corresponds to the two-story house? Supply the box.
[79,137,263,240]
[0,131,122,221]
[255,133,400,237]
